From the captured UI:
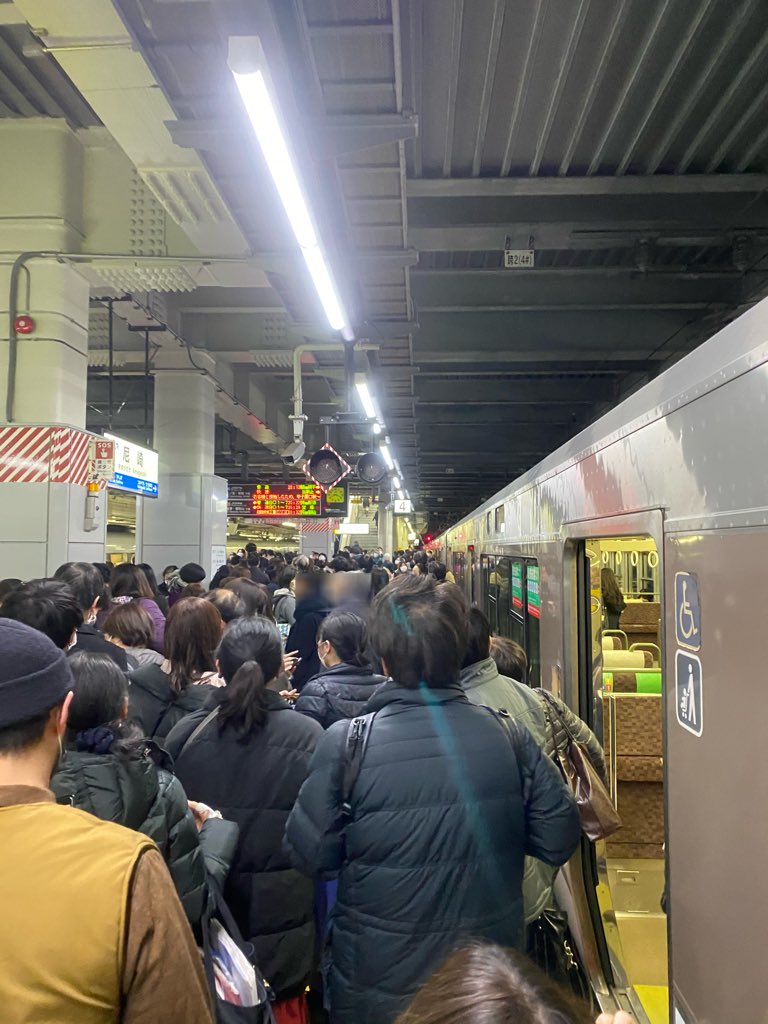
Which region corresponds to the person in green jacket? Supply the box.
[51,651,238,925]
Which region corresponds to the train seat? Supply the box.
[602,629,628,649]
[603,670,662,694]
[602,693,664,859]
[629,642,661,667]
[619,601,660,647]
[603,649,652,669]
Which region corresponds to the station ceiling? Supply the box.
[4,0,768,525]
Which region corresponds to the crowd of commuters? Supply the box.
[0,544,633,1024]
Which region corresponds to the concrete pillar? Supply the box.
[0,121,106,577]
[378,505,395,554]
[140,349,228,582]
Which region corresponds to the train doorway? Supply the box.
[106,491,137,565]
[581,536,667,1024]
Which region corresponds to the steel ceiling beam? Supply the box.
[406,174,768,198]
[408,224,768,251]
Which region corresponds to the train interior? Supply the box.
[586,537,667,1024]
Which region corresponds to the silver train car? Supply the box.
[437,297,768,1024]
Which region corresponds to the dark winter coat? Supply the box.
[286,594,330,691]
[50,744,238,924]
[165,691,323,997]
[71,624,128,671]
[294,663,387,729]
[128,663,216,742]
[284,680,581,1024]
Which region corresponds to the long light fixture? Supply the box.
[355,379,377,420]
[229,38,352,338]
[392,476,401,489]
[380,443,394,470]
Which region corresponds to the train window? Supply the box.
[486,510,492,534]
[481,554,540,687]
[494,505,505,532]
[580,536,666,1018]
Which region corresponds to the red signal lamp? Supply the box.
[14,314,35,335]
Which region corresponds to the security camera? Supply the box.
[280,440,306,465]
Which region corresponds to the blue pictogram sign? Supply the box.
[674,572,701,651]
[675,650,703,738]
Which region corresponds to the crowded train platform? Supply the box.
[4,1,768,1021]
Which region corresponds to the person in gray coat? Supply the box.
[459,615,607,928]
[50,651,238,925]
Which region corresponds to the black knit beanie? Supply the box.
[0,620,73,728]
[179,562,206,584]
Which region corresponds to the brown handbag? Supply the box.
[536,690,622,842]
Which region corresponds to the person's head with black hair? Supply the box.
[462,607,492,669]
[162,564,178,584]
[394,941,594,1024]
[53,561,104,618]
[215,616,284,738]
[221,578,274,620]
[92,563,112,585]
[0,578,22,607]
[245,542,257,556]
[489,635,528,684]
[368,574,468,688]
[278,566,296,590]
[329,556,353,573]
[205,588,247,624]
[64,651,142,755]
[0,619,74,770]
[317,611,370,670]
[111,564,154,601]
[370,566,390,599]
[429,561,448,583]
[0,580,84,650]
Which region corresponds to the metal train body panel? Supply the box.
[440,296,768,1023]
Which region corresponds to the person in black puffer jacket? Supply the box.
[284,575,581,1024]
[165,617,322,1018]
[286,571,330,691]
[128,597,225,742]
[294,611,387,728]
[50,652,238,926]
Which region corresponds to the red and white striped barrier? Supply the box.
[0,426,92,486]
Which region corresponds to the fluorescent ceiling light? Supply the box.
[230,57,351,336]
[392,476,401,489]
[380,444,394,470]
[397,489,405,500]
[373,422,382,435]
[355,379,376,420]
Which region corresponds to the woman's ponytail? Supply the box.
[218,660,270,737]
[216,618,284,739]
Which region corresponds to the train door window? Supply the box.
[580,536,666,1021]
[524,561,541,688]
[495,505,505,532]
[486,510,492,534]
[481,555,498,632]
[495,558,511,636]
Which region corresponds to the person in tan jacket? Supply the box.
[0,618,213,1024]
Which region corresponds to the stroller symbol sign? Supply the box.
[676,651,703,737]
[675,572,701,651]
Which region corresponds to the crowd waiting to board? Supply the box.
[0,546,634,1024]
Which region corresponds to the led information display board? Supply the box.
[104,433,159,497]
[228,482,348,519]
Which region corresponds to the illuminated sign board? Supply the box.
[104,433,159,497]
[228,482,349,519]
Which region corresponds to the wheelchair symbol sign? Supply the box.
[676,651,703,737]
[675,572,701,651]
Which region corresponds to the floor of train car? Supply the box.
[608,859,668,1024]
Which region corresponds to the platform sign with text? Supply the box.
[89,438,115,481]
[104,433,159,497]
